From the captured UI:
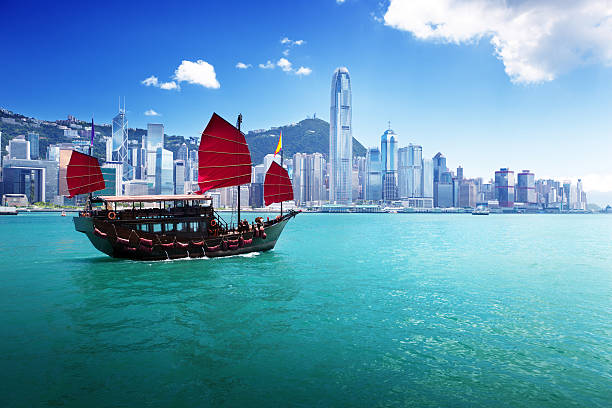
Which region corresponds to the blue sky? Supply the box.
[1,0,611,202]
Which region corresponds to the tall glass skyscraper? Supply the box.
[381,128,398,201]
[495,168,515,207]
[329,67,352,204]
[398,144,423,199]
[146,123,164,152]
[365,147,382,202]
[112,107,129,184]
[27,132,39,160]
[155,147,174,195]
[146,124,164,191]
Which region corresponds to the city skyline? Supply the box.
[1,1,611,202]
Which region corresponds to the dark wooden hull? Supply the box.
[74,212,297,261]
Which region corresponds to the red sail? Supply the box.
[60,150,105,197]
[197,113,252,193]
[264,161,293,206]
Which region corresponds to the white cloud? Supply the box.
[280,37,305,46]
[159,81,178,90]
[144,109,160,116]
[295,66,312,76]
[259,60,275,69]
[277,58,293,72]
[174,59,220,89]
[236,62,251,69]
[383,0,612,84]
[141,75,159,86]
[336,0,346,4]
[282,49,290,57]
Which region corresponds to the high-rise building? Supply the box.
[517,170,536,204]
[292,153,306,205]
[112,106,129,183]
[145,124,164,192]
[398,144,423,199]
[355,156,366,201]
[495,168,515,207]
[252,164,265,184]
[365,147,382,202]
[458,180,477,208]
[146,123,164,152]
[155,147,173,195]
[47,145,60,162]
[456,166,463,182]
[432,152,448,207]
[292,152,326,206]
[173,160,185,195]
[329,67,352,203]
[27,132,40,160]
[310,153,326,203]
[8,136,30,160]
[249,183,264,208]
[381,128,398,201]
[422,158,434,199]
[105,137,113,162]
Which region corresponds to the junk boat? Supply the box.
[65,113,298,260]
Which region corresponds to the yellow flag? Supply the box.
[274,130,282,156]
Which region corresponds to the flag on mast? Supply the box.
[274,130,282,156]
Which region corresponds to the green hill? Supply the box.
[246,118,366,165]
[1,109,366,165]
[0,109,197,161]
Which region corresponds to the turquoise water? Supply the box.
[0,212,611,407]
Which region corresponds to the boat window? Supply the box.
[153,224,162,232]
[191,222,199,231]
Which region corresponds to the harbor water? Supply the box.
[0,212,610,407]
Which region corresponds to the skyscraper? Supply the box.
[432,152,448,207]
[8,136,29,160]
[398,144,423,199]
[365,147,382,202]
[155,147,173,195]
[112,106,129,184]
[381,128,398,201]
[517,170,536,204]
[173,160,185,195]
[146,123,164,191]
[422,158,434,199]
[495,168,515,207]
[329,67,352,204]
[27,132,39,160]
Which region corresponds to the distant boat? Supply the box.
[0,206,18,215]
[67,113,298,260]
[61,210,66,217]
[472,208,490,215]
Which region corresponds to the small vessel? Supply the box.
[472,208,490,215]
[61,210,66,217]
[67,113,298,260]
[0,206,18,215]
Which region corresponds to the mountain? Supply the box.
[0,109,367,166]
[246,118,366,165]
[0,108,198,161]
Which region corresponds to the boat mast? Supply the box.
[236,114,242,226]
[87,117,94,210]
[280,147,283,217]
